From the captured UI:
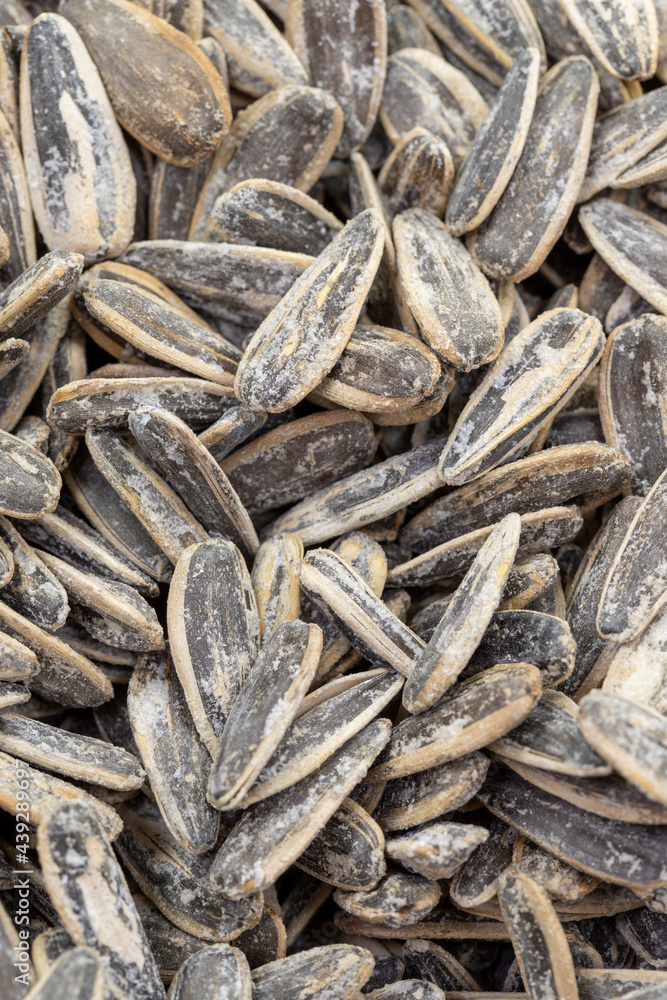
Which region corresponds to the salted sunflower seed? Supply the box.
[438,308,605,485]
[221,410,376,515]
[20,12,136,263]
[0,250,83,338]
[237,669,403,806]
[0,515,68,629]
[498,871,579,1000]
[446,48,540,236]
[23,947,103,1000]
[167,539,258,756]
[0,629,37,680]
[367,662,541,782]
[296,796,386,891]
[86,426,209,565]
[190,85,343,238]
[60,0,230,165]
[386,822,489,880]
[373,752,490,832]
[135,0,203,38]
[448,816,515,910]
[209,719,391,898]
[403,513,521,714]
[207,619,322,809]
[251,533,302,643]
[148,153,211,243]
[128,649,220,853]
[166,944,252,1000]
[597,469,667,642]
[38,801,166,1000]
[235,209,384,412]
[378,127,454,219]
[128,408,258,557]
[252,944,374,1000]
[0,600,112,706]
[197,404,266,463]
[512,834,600,902]
[0,337,28,379]
[479,767,667,889]
[489,689,611,776]
[601,607,667,714]
[334,872,441,930]
[402,939,481,991]
[0,680,28,708]
[469,57,598,282]
[560,0,658,80]
[203,0,306,97]
[617,907,667,969]
[116,799,262,943]
[0,103,35,285]
[209,178,342,255]
[286,0,387,157]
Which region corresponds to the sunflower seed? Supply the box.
[367,663,541,782]
[60,0,230,165]
[209,719,391,897]
[334,872,441,930]
[38,801,166,1000]
[601,607,667,714]
[166,943,252,1000]
[513,834,600,902]
[251,944,374,1000]
[0,515,68,628]
[561,0,658,80]
[448,817,516,909]
[128,649,220,853]
[20,947,103,1000]
[250,534,302,643]
[148,156,210,243]
[207,619,321,808]
[438,309,604,485]
[0,103,35,285]
[334,906,510,942]
[0,680,28,708]
[394,208,503,371]
[296,796,386,890]
[20,13,136,263]
[577,968,667,1000]
[0,629,36,680]
[386,822,489,880]
[403,513,521,713]
[402,939,481,991]
[378,127,454,218]
[0,337,27,379]
[617,906,667,969]
[374,752,490,832]
[235,907,286,969]
[0,250,82,338]
[167,539,258,755]
[135,0,203,38]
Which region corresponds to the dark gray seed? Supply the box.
[0,514,69,628]
[560,0,657,80]
[334,873,442,930]
[20,13,136,263]
[0,250,83,338]
[148,155,210,242]
[512,834,600,902]
[378,127,453,219]
[128,650,220,854]
[0,103,35,285]
[448,817,516,909]
[281,874,333,949]
[14,947,103,1000]
[438,308,605,485]
[207,619,322,808]
[387,3,441,56]
[39,318,86,469]
[469,57,598,282]
[386,822,489,880]
[60,0,231,165]
[129,408,258,556]
[617,907,667,969]
[401,940,479,990]
[479,767,667,888]
[0,337,27,379]
[234,906,286,969]
[86,427,209,565]
[197,405,266,462]
[167,538,259,757]
[166,943,251,1000]
[221,410,376,515]
[210,179,342,255]
[116,800,262,943]
[38,801,166,1000]
[251,945,375,1000]
[0,628,37,681]
[64,444,172,582]
[131,892,207,985]
[135,0,204,39]
[190,85,343,238]
[374,752,490,832]
[297,797,386,890]
[119,238,312,327]
[0,680,28,708]
[209,719,391,897]
[490,690,611,776]
[367,663,542,782]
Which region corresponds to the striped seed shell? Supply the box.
[498,871,579,1000]
[296,797,387,891]
[209,179,342,255]
[334,872,441,930]
[20,13,136,263]
[511,835,600,902]
[469,57,599,282]
[135,0,204,38]
[209,719,391,898]
[378,127,454,219]
[401,940,480,990]
[560,0,658,80]
[197,405,266,463]
[438,308,605,485]
[86,427,209,565]
[614,136,667,188]
[403,513,521,713]
[286,0,387,157]
[597,469,667,642]
[0,103,35,285]
[385,822,489,880]
[60,0,231,165]
[448,816,516,909]
[367,662,542,781]
[234,209,385,412]
[190,85,343,238]
[38,801,166,1000]
[251,533,303,642]
[394,208,503,371]
[128,407,258,557]
[22,948,104,1000]
[203,0,306,97]
[166,944,252,1000]
[602,607,667,714]
[0,629,37,681]
[0,337,28,379]
[148,154,211,242]
[251,945,374,1000]
[446,47,541,236]
[207,619,322,808]
[0,514,69,629]
[0,250,83,339]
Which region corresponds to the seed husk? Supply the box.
[403,513,521,713]
[167,539,259,757]
[386,822,489,880]
[367,663,541,782]
[128,408,258,557]
[209,719,391,898]
[512,834,600,902]
[448,817,516,909]
[0,628,37,681]
[402,939,481,991]
[209,179,342,255]
[128,649,220,854]
[38,801,166,1000]
[207,619,322,809]
[197,405,266,463]
[378,127,454,219]
[251,944,375,1000]
[0,515,68,628]
[601,606,667,714]
[560,0,658,80]
[0,337,28,380]
[60,0,230,166]
[334,872,442,930]
[0,680,28,708]
[251,533,302,642]
[20,13,136,264]
[148,154,211,243]
[0,250,83,339]
[0,103,35,286]
[22,947,104,1000]
[166,943,252,1000]
[296,797,386,891]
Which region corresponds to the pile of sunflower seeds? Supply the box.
[2,0,667,997]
